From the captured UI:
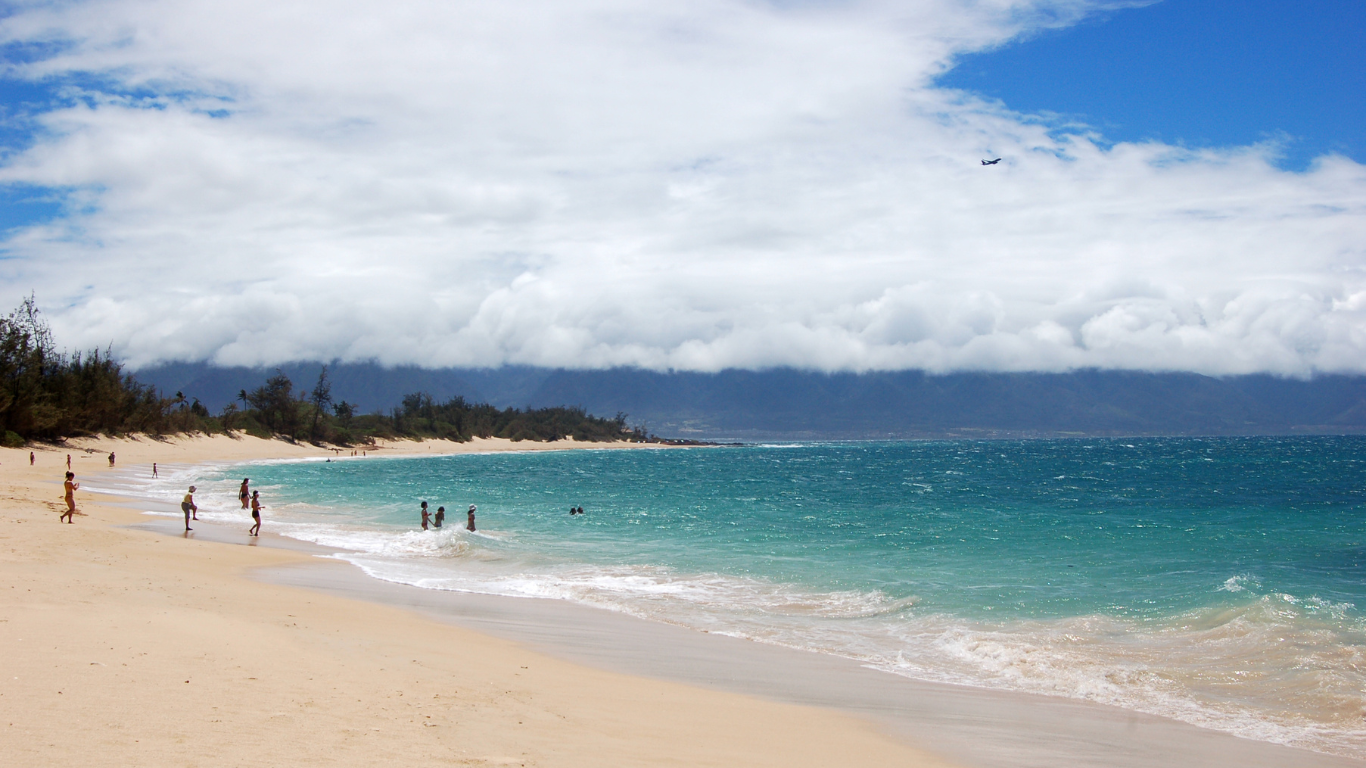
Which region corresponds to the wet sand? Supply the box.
[255,549,1366,768]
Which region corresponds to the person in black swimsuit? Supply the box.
[249,490,262,536]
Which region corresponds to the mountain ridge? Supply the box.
[129,362,1366,440]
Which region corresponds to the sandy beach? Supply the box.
[1,435,950,767]
[4,434,1364,768]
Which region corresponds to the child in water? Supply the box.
[467,504,476,532]
[433,506,445,528]
[420,501,430,530]
[249,490,262,536]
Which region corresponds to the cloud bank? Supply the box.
[0,0,1362,376]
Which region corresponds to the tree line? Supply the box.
[0,297,651,447]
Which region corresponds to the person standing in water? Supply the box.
[420,501,430,530]
[249,490,262,536]
[60,472,79,523]
[433,506,445,528]
[181,486,198,531]
[238,478,250,509]
[466,504,476,532]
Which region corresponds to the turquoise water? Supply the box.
[169,437,1366,757]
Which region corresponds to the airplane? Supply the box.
[981,158,1002,165]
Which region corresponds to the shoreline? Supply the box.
[0,435,951,767]
[26,430,676,463]
[4,436,1363,767]
[136,514,1366,768]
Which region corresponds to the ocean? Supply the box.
[137,437,1366,758]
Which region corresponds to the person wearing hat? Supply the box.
[182,486,199,531]
[466,504,476,532]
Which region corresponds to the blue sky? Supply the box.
[0,0,1361,376]
[939,0,1365,170]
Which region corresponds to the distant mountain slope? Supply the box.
[131,362,1366,439]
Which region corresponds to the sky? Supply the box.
[938,0,1366,171]
[0,0,1362,377]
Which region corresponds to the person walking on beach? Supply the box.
[420,501,430,531]
[466,504,476,532]
[66,453,71,470]
[60,472,79,523]
[108,452,115,467]
[152,463,158,478]
[182,486,198,531]
[249,490,262,536]
[433,506,445,528]
[29,451,34,466]
[239,478,251,509]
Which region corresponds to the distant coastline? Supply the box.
[0,297,659,448]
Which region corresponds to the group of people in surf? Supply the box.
[237,478,263,536]
[416,502,585,531]
[420,501,476,532]
[177,478,263,535]
[57,465,262,538]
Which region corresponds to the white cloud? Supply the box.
[0,0,1361,376]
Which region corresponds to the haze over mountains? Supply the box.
[135,363,1366,440]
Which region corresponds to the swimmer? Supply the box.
[434,506,445,528]
[60,472,79,523]
[466,504,476,532]
[239,478,250,509]
[181,486,198,531]
[420,501,430,531]
[249,490,262,536]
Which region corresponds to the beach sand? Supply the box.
[1,435,950,767]
[4,434,1363,767]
